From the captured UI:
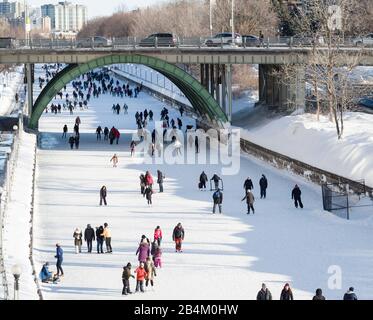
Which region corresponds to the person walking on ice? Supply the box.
[68,135,75,149]
[241,189,255,214]
[144,186,153,206]
[73,228,83,253]
[100,186,107,206]
[243,177,254,193]
[172,223,185,253]
[101,222,112,253]
[154,226,162,246]
[291,184,303,208]
[84,224,95,253]
[257,283,272,300]
[135,262,147,293]
[212,188,223,214]
[96,226,104,254]
[157,170,165,193]
[211,174,221,190]
[259,174,268,199]
[145,257,157,290]
[110,154,118,167]
[199,171,208,190]
[62,124,68,139]
[130,141,136,157]
[122,263,135,295]
[136,237,150,263]
[55,243,64,277]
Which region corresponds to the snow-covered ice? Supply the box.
[31,67,373,300]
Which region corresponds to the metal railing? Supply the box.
[2,36,371,51]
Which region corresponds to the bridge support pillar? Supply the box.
[258,64,305,111]
[226,64,232,122]
[25,63,34,117]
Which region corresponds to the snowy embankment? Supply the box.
[0,66,24,116]
[2,132,38,299]
[238,112,373,188]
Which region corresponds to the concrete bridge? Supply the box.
[1,46,371,129]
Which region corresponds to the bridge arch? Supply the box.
[29,54,228,129]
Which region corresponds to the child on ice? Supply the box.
[135,262,147,293]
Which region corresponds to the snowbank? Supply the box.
[0,66,24,116]
[2,132,38,300]
[239,112,373,187]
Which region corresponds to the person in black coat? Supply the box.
[104,127,109,141]
[280,283,294,300]
[312,288,326,300]
[291,184,303,208]
[145,186,153,205]
[84,224,95,253]
[100,186,107,206]
[211,174,221,190]
[62,124,68,139]
[243,177,254,192]
[343,287,358,300]
[74,135,80,149]
[199,171,208,190]
[68,136,75,149]
[259,174,268,199]
[96,226,104,253]
[157,170,165,193]
[212,188,223,214]
[257,283,272,300]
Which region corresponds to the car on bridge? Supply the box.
[241,35,260,47]
[205,32,243,47]
[139,33,178,47]
[76,36,112,48]
[354,34,373,47]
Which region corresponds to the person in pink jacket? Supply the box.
[145,171,153,189]
[154,226,162,246]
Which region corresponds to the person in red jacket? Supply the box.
[154,226,162,246]
[135,262,147,293]
[145,171,154,189]
[114,128,120,145]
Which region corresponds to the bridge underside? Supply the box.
[29,54,228,129]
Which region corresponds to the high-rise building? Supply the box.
[0,0,11,17]
[41,1,87,32]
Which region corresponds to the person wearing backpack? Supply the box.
[212,188,223,214]
[172,223,185,252]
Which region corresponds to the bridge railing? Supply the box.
[8,36,371,51]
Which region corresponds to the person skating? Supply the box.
[259,174,268,199]
[313,288,326,300]
[136,237,150,263]
[257,283,272,300]
[84,224,95,253]
[280,283,294,300]
[109,127,115,145]
[96,126,103,140]
[243,177,254,192]
[101,222,112,253]
[212,188,223,214]
[55,243,64,277]
[110,154,118,167]
[172,223,185,252]
[157,170,165,193]
[73,228,83,254]
[100,186,107,206]
[122,263,135,295]
[145,256,157,290]
[291,184,303,209]
[68,135,75,149]
[96,226,104,254]
[74,134,80,149]
[241,189,255,214]
[62,124,68,139]
[140,174,146,196]
[343,287,358,300]
[130,141,136,157]
[145,171,154,189]
[135,262,147,293]
[154,226,162,246]
[211,174,221,190]
[153,246,162,268]
[199,171,208,190]
[144,186,153,206]
[104,127,109,141]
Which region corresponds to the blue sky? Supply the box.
[28,0,166,18]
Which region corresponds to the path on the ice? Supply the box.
[33,70,373,300]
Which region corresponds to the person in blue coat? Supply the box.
[39,262,53,283]
[55,243,64,276]
[343,287,358,300]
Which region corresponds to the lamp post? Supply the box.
[231,0,235,45]
[11,264,21,300]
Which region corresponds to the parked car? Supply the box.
[205,32,242,47]
[357,97,373,109]
[241,35,259,46]
[76,36,112,48]
[139,33,177,47]
[0,37,16,49]
[354,33,373,46]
